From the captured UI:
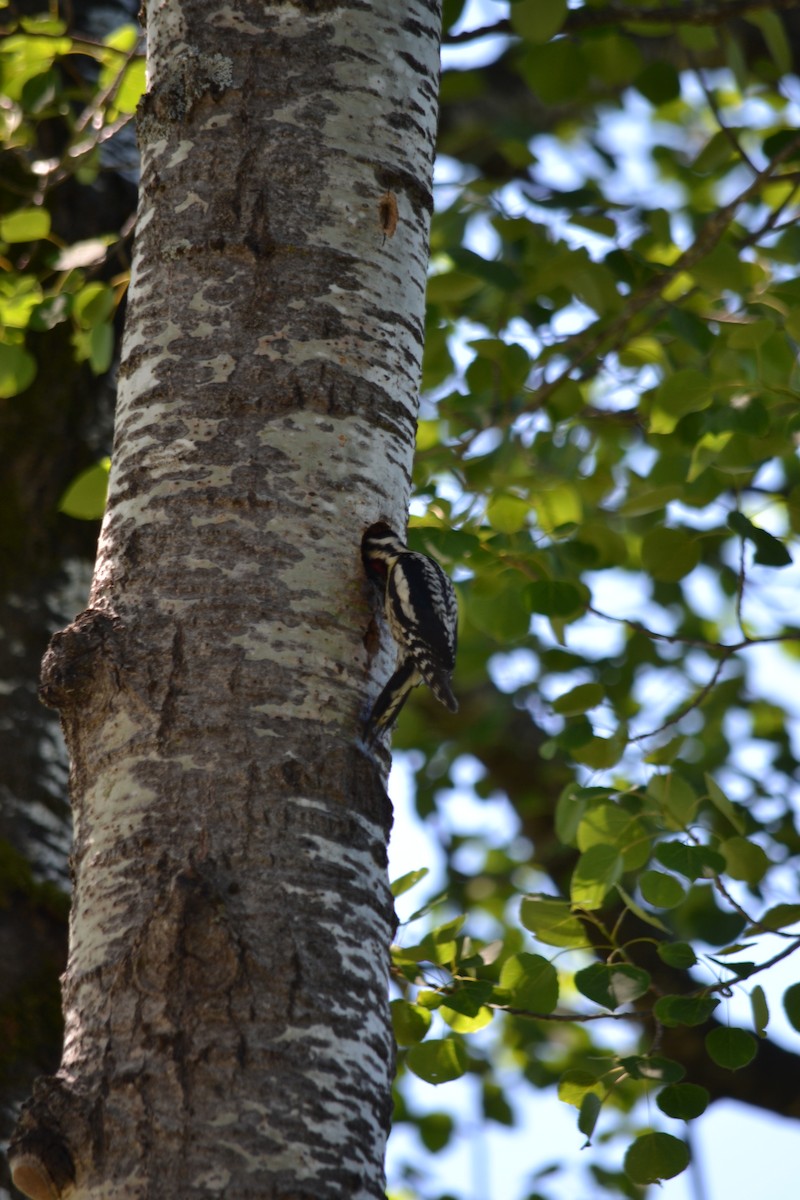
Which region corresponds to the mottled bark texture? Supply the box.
[8,1,442,1196]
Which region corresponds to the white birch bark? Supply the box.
[9,1,441,1196]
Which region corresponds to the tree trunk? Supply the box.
[8,1,441,1196]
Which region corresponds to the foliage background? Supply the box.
[3,0,800,1197]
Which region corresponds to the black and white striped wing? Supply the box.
[386,552,458,711]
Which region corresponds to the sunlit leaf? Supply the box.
[58,458,110,520]
[574,963,650,1010]
[519,894,588,949]
[570,845,622,910]
[391,1000,432,1047]
[499,953,559,1013]
[0,206,51,242]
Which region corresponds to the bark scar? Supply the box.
[39,608,123,715]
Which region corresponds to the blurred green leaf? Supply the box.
[624,1132,689,1185]
[0,206,51,242]
[519,895,588,949]
[656,1083,709,1120]
[653,994,719,1027]
[58,458,110,520]
[406,1038,467,1085]
[705,1027,757,1070]
[0,340,36,397]
[391,1000,432,1047]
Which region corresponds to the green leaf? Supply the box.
[89,321,114,374]
[614,883,670,933]
[510,0,567,44]
[0,206,51,242]
[0,340,37,397]
[705,774,745,834]
[783,982,800,1033]
[547,378,584,418]
[570,844,622,910]
[720,836,769,885]
[577,803,650,870]
[527,580,588,620]
[499,952,559,1013]
[521,38,587,104]
[656,1083,709,1121]
[553,682,604,716]
[391,1000,432,1047]
[73,282,116,329]
[58,458,111,520]
[655,841,725,880]
[653,994,719,1027]
[728,511,792,567]
[619,1055,685,1084]
[750,985,769,1038]
[531,484,583,533]
[468,574,532,642]
[486,493,531,534]
[641,526,699,582]
[656,368,711,413]
[746,9,791,73]
[574,963,650,1010]
[640,870,686,910]
[452,249,520,292]
[578,1091,601,1142]
[438,981,494,1017]
[705,1026,757,1070]
[391,868,428,898]
[406,1038,467,1085]
[418,1111,454,1152]
[440,1004,493,1033]
[113,55,146,114]
[657,942,698,969]
[519,894,588,948]
[558,1068,604,1107]
[554,784,588,846]
[427,270,482,303]
[482,1082,514,1126]
[0,274,44,328]
[570,726,627,771]
[634,62,681,106]
[647,773,698,828]
[624,1132,689,1185]
[748,904,800,934]
[687,431,734,483]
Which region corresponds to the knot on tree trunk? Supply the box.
[39,608,123,714]
[8,1076,83,1200]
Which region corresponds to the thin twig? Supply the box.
[705,935,800,993]
[629,655,731,742]
[688,51,757,174]
[587,604,800,654]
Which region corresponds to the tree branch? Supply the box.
[444,0,800,45]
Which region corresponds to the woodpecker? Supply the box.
[362,521,458,739]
